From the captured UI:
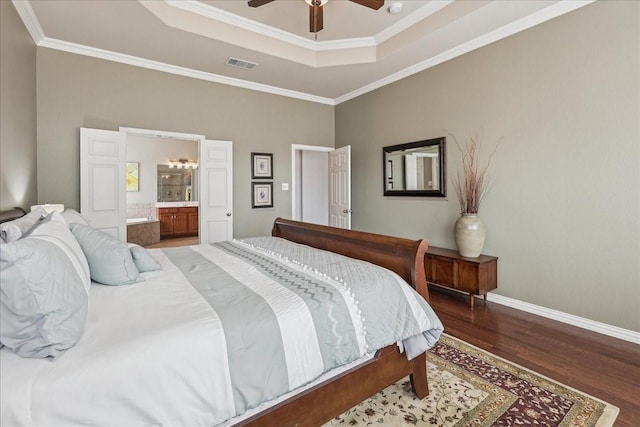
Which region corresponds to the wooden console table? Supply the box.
[424,247,498,308]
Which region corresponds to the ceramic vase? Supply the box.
[454,213,486,257]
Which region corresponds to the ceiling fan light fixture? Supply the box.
[304,0,328,6]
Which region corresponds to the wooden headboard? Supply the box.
[272,217,429,301]
[0,207,26,224]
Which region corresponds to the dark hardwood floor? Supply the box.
[427,286,640,427]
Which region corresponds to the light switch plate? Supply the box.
[281,183,289,191]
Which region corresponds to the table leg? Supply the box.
[470,294,475,309]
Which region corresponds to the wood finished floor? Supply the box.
[427,287,640,427]
[145,236,200,248]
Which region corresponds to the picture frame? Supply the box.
[126,162,139,192]
[251,182,273,208]
[251,152,273,179]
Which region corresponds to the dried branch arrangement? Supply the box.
[449,131,501,214]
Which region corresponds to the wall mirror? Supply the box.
[383,137,446,197]
[157,165,199,202]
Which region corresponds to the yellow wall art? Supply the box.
[126,162,139,192]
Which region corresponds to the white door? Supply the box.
[199,140,233,243]
[80,128,126,240]
[328,145,351,229]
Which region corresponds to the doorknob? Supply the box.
[342,209,352,214]
[226,212,232,216]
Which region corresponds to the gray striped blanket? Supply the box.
[162,236,443,419]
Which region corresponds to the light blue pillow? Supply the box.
[60,208,91,227]
[0,239,88,359]
[128,244,162,273]
[70,224,139,286]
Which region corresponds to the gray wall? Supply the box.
[0,1,38,210]
[336,1,640,331]
[35,49,334,238]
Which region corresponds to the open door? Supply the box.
[199,139,233,243]
[328,145,351,229]
[80,128,126,240]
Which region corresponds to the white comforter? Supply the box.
[1,249,234,426]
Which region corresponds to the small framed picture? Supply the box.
[126,162,139,192]
[252,182,273,208]
[251,152,273,179]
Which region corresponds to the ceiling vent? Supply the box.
[225,57,258,71]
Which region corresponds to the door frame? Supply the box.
[291,144,333,222]
[120,127,206,242]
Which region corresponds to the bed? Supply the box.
[0,208,443,426]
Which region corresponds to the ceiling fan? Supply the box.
[248,0,384,35]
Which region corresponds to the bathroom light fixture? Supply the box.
[168,159,198,169]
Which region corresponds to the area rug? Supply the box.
[324,334,619,426]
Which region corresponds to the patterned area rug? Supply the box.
[325,334,618,426]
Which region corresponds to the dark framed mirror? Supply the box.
[383,137,446,197]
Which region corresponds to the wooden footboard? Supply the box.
[240,347,427,427]
[239,218,431,426]
[272,217,430,302]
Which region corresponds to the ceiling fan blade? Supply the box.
[349,0,384,10]
[247,0,274,7]
[309,2,323,33]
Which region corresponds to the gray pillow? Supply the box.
[128,244,162,273]
[0,207,47,243]
[70,223,139,285]
[0,239,89,359]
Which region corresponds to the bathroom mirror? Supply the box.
[157,165,198,202]
[383,137,446,197]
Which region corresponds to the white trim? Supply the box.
[334,0,595,104]
[291,144,334,222]
[168,0,375,52]
[374,0,454,44]
[11,0,44,43]
[487,293,640,345]
[16,0,592,105]
[37,37,335,106]
[119,127,204,141]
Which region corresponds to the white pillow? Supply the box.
[26,212,91,294]
[0,207,47,243]
[70,224,139,286]
[60,208,91,227]
[0,239,89,359]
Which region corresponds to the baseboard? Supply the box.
[486,294,640,345]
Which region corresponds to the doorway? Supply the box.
[291,144,351,229]
[80,127,233,245]
[125,132,199,246]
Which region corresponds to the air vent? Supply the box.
[225,57,258,71]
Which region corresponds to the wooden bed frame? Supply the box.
[0,210,432,426]
[238,218,431,426]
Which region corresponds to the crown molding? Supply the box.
[335,0,595,104]
[143,0,378,67]
[374,0,454,44]
[11,0,44,43]
[15,0,593,106]
[37,37,335,105]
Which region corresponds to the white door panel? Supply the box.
[80,128,126,240]
[329,145,351,229]
[200,140,233,243]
